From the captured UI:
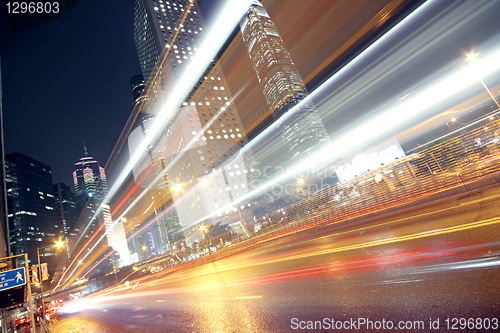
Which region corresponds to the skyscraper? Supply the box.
[240,1,331,160]
[72,145,130,267]
[0,62,8,258]
[53,182,80,256]
[134,0,162,82]
[72,143,108,201]
[131,0,259,237]
[5,153,58,271]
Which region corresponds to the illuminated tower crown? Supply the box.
[72,142,108,201]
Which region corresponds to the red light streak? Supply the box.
[54,111,201,292]
[52,221,107,293]
[81,250,116,279]
[111,110,203,217]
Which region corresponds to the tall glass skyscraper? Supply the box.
[53,182,79,256]
[71,145,130,267]
[131,0,260,243]
[5,153,59,274]
[240,1,331,160]
[72,143,108,201]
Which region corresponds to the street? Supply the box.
[51,184,500,332]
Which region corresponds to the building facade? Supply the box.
[53,182,80,257]
[5,153,59,275]
[240,1,331,160]
[72,144,108,201]
[71,147,130,267]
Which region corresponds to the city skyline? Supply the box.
[2,1,500,331]
[0,0,141,186]
[1,0,363,187]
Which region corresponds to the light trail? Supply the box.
[253,216,500,266]
[407,107,500,153]
[161,0,500,229]
[54,0,254,290]
[97,203,500,300]
[58,0,500,288]
[81,250,115,279]
[59,245,487,307]
[52,221,107,292]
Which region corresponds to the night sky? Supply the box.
[1,0,142,186]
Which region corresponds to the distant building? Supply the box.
[5,153,59,277]
[65,194,98,258]
[72,143,108,201]
[53,182,80,257]
[0,63,8,258]
[240,1,331,160]
[71,144,130,267]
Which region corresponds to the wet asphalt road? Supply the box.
[51,187,500,332]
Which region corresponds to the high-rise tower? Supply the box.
[72,143,108,201]
[5,153,60,279]
[71,144,130,267]
[53,182,80,256]
[240,1,331,160]
[131,0,259,233]
[130,74,147,107]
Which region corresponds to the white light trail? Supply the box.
[65,0,500,284]
[73,89,247,271]
[58,0,254,287]
[183,2,500,227]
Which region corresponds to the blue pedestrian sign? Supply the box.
[0,267,26,291]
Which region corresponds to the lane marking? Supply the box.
[235,295,263,300]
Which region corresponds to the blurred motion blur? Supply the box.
[38,0,500,331]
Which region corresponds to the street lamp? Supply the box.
[37,241,64,321]
[466,52,500,110]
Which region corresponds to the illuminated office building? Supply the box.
[5,153,59,278]
[72,143,108,201]
[240,1,331,160]
[72,145,130,267]
[131,0,260,236]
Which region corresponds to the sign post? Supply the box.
[0,253,37,332]
[0,267,26,291]
[24,253,36,333]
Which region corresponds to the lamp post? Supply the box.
[467,52,500,110]
[37,241,64,321]
[23,253,37,333]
